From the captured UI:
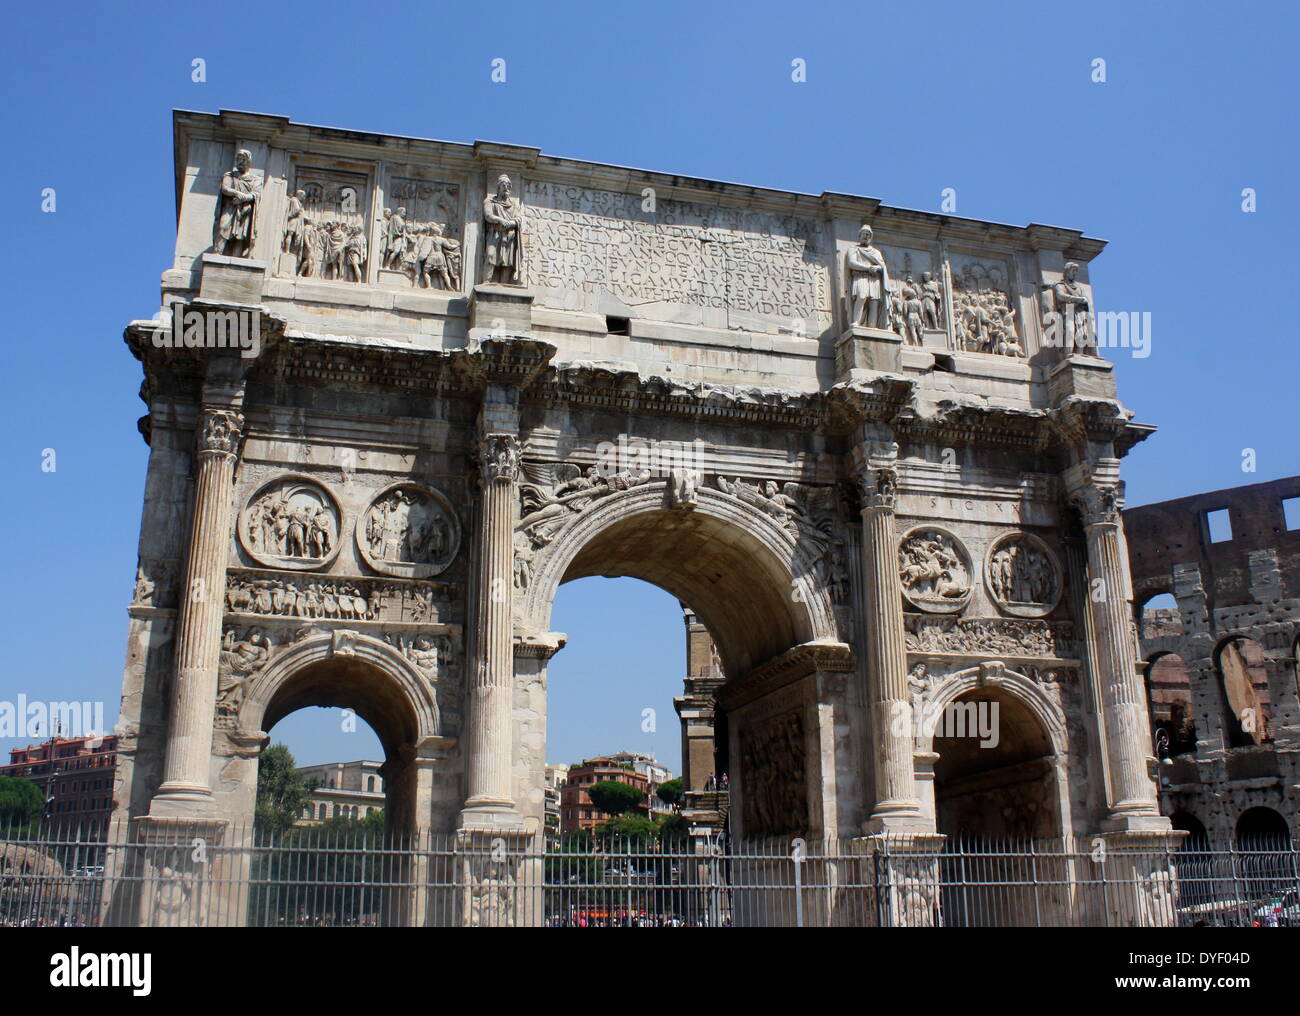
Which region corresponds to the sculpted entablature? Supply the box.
[162,110,1123,405]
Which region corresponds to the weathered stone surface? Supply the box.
[112,110,1171,923]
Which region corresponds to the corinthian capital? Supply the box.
[196,409,244,456]
[854,440,899,512]
[1070,482,1123,526]
[477,433,521,485]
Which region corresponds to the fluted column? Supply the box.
[856,442,924,830]
[152,407,243,809]
[461,431,522,826]
[1073,479,1162,825]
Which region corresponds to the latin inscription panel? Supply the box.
[523,180,833,335]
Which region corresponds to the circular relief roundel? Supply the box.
[239,475,343,571]
[985,532,1063,618]
[897,526,973,614]
[357,482,461,579]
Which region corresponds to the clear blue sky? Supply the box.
[1,0,1295,770]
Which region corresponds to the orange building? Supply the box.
[2,735,118,827]
[559,755,655,836]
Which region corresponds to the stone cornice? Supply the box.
[718,640,854,711]
[898,400,1056,453]
[127,307,1149,455]
[1050,397,1155,458]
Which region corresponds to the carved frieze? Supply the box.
[378,178,463,289]
[239,476,342,571]
[905,615,1077,659]
[897,527,973,613]
[880,246,945,345]
[358,483,461,579]
[949,256,1023,357]
[282,167,370,282]
[224,568,452,624]
[524,179,830,330]
[986,533,1063,618]
[739,708,808,837]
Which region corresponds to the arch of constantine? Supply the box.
[110,109,1174,925]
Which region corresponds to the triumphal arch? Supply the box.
[110,109,1172,925]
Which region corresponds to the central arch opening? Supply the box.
[538,500,824,893]
[560,507,814,678]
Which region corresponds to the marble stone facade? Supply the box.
[112,110,1173,925]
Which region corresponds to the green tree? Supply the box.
[255,744,314,836]
[0,776,43,830]
[594,814,659,844]
[587,779,644,817]
[656,812,687,844]
[656,778,684,809]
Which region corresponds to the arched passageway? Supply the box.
[236,632,448,842]
[933,688,1060,841]
[521,486,849,838]
[930,683,1065,926]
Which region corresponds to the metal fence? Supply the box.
[2,821,1296,928]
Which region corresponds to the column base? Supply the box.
[148,782,219,819]
[862,800,933,836]
[457,799,526,834]
[1100,808,1173,834]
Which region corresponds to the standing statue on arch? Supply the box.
[483,174,523,285]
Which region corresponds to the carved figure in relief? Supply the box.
[418,223,462,290]
[921,271,944,329]
[133,566,155,605]
[213,149,260,258]
[282,190,308,255]
[383,207,408,269]
[845,225,890,329]
[516,461,648,535]
[366,489,454,567]
[320,222,349,280]
[899,533,970,601]
[345,226,368,282]
[375,208,392,265]
[669,468,698,510]
[990,537,1057,605]
[901,275,925,345]
[512,530,535,590]
[483,175,523,284]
